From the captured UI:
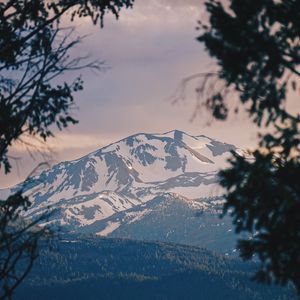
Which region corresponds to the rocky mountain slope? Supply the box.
[1,130,240,251]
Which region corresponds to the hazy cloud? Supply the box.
[2,0,258,187]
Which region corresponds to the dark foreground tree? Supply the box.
[0,1,134,299]
[0,0,134,173]
[196,0,300,294]
[0,190,49,300]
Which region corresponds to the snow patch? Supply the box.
[97,221,121,236]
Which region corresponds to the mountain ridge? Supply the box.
[0,130,238,249]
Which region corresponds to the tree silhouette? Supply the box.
[197,0,300,294]
[0,0,134,173]
[0,1,134,299]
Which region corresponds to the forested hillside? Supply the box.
[16,237,295,300]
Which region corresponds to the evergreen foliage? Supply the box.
[16,237,296,300]
[0,1,133,298]
[198,0,300,293]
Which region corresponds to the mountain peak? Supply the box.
[1,131,237,234]
[164,129,184,135]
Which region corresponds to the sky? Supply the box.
[1,0,260,188]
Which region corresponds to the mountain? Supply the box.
[102,195,238,253]
[1,130,240,252]
[5,132,296,299]
[15,236,295,300]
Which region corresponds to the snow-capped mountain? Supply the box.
[1,130,237,245]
